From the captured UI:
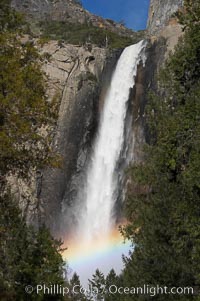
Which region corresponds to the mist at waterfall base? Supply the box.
[63,40,146,286]
[63,225,131,286]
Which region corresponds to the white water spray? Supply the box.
[78,40,146,242]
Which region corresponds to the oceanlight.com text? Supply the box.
[25,284,196,297]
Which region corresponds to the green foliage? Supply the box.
[0,4,65,301]
[121,1,200,300]
[88,269,106,300]
[177,0,200,31]
[0,2,60,178]
[40,20,143,49]
[38,36,51,46]
[87,268,122,301]
[66,273,87,300]
[0,0,24,33]
[105,269,122,301]
[0,194,65,301]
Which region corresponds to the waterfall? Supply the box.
[64,40,147,285]
[79,40,146,242]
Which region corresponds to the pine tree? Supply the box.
[121,1,200,300]
[0,3,65,301]
[0,195,65,301]
[88,269,106,301]
[0,0,24,33]
[105,269,121,301]
[67,272,87,301]
[0,0,59,178]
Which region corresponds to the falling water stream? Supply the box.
[64,40,146,284]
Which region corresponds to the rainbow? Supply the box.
[62,225,131,283]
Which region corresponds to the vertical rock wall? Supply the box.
[38,41,121,235]
[147,0,183,35]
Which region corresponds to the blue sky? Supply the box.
[81,0,150,31]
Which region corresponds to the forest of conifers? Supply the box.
[0,0,200,300]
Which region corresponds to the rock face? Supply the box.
[9,0,138,234]
[147,0,184,61]
[128,0,185,205]
[9,0,185,235]
[37,41,120,234]
[147,0,183,35]
[7,37,120,232]
[11,0,136,37]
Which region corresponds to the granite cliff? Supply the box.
[11,0,136,38]
[8,36,121,231]
[39,42,120,233]
[8,0,184,234]
[147,0,184,35]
